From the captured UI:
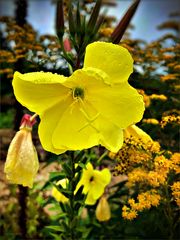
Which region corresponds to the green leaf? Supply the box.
[68,2,75,36]
[53,183,71,198]
[45,225,65,232]
[87,0,102,32]
[62,163,73,177]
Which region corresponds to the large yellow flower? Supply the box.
[75,163,111,205]
[12,42,144,154]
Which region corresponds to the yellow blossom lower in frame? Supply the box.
[4,115,39,188]
[12,42,145,154]
[52,178,69,203]
[75,163,111,205]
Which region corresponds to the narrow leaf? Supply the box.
[68,2,75,36]
[56,0,64,39]
[87,0,102,31]
[111,0,141,43]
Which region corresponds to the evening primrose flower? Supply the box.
[12,42,144,154]
[75,163,111,205]
[4,114,39,188]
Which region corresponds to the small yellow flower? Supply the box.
[171,181,180,207]
[122,206,137,220]
[95,196,111,222]
[52,178,69,203]
[142,118,159,125]
[76,163,111,205]
[12,42,144,154]
[4,114,39,188]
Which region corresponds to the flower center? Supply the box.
[73,87,84,99]
[89,176,94,182]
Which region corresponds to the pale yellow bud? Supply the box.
[95,196,111,222]
[4,127,39,188]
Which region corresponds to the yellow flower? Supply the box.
[122,206,137,220]
[171,181,180,207]
[76,163,111,205]
[95,196,111,222]
[4,114,39,188]
[150,94,167,101]
[12,42,144,154]
[52,178,69,203]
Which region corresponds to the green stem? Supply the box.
[69,151,76,240]
[163,184,174,240]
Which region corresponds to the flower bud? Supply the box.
[95,196,111,222]
[4,114,39,188]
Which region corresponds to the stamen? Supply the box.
[73,87,84,99]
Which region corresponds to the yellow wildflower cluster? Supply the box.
[170,153,180,174]
[0,17,61,70]
[110,135,160,176]
[122,190,161,220]
[171,181,180,207]
[160,74,179,82]
[160,115,180,128]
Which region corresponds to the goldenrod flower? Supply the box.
[122,206,137,220]
[142,118,159,125]
[95,196,111,222]
[171,181,180,207]
[52,178,69,203]
[12,42,144,154]
[4,114,39,188]
[76,163,111,205]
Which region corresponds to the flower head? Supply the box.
[76,163,111,205]
[4,114,39,188]
[12,42,144,154]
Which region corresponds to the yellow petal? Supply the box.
[96,196,111,221]
[97,115,124,152]
[75,163,94,194]
[124,125,153,143]
[91,169,111,199]
[4,129,39,188]
[52,179,69,203]
[85,191,97,205]
[12,71,69,114]
[52,100,100,150]
[88,81,145,129]
[38,96,73,154]
[84,42,133,83]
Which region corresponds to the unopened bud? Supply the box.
[4,114,39,188]
[95,196,111,222]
